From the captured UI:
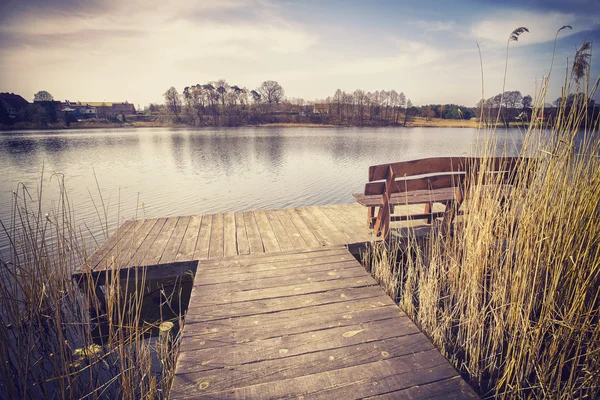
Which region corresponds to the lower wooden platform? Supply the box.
[77,203,445,277]
[170,246,477,399]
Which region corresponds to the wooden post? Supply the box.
[424,202,433,224]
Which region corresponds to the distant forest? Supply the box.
[159,79,595,128]
[3,80,598,129]
[158,80,481,127]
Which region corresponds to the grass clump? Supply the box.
[364,37,600,398]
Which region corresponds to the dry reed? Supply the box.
[0,174,182,399]
[364,38,600,398]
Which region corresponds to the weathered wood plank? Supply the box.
[265,210,294,251]
[294,207,329,246]
[159,216,191,264]
[185,285,382,323]
[184,302,399,343]
[191,247,351,273]
[179,314,420,356]
[116,218,162,268]
[197,263,365,292]
[223,212,237,257]
[173,348,460,399]
[253,210,280,253]
[175,334,433,394]
[285,208,323,247]
[321,205,366,243]
[175,215,202,262]
[93,219,148,270]
[194,258,362,286]
[274,209,308,249]
[137,217,176,266]
[234,212,250,255]
[366,376,479,399]
[306,206,350,244]
[243,211,263,254]
[194,274,378,305]
[85,219,135,269]
[193,214,212,260]
[208,214,224,259]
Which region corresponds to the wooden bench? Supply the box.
[353,157,525,237]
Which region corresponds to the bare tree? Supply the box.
[34,90,54,102]
[258,81,285,107]
[163,86,182,121]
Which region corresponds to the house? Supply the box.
[313,103,330,114]
[62,101,135,118]
[0,92,29,121]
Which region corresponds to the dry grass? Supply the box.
[0,175,182,399]
[405,116,480,128]
[363,41,600,398]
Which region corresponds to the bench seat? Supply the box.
[353,188,457,207]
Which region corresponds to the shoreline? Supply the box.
[1,118,529,132]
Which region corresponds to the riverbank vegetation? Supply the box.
[363,33,600,398]
[0,177,181,398]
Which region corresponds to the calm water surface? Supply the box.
[0,126,524,256]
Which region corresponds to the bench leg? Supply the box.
[424,202,433,224]
[367,206,375,228]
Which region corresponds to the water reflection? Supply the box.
[1,126,526,257]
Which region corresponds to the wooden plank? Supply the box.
[197,263,366,292]
[321,205,365,243]
[173,348,459,399]
[294,207,329,246]
[208,214,224,259]
[93,219,147,269]
[253,210,280,253]
[243,211,263,254]
[284,207,322,247]
[265,210,294,251]
[185,285,382,323]
[109,219,158,268]
[195,258,361,285]
[184,302,399,342]
[85,219,135,269]
[137,217,176,266]
[195,275,378,305]
[175,215,202,262]
[179,313,419,355]
[355,188,456,207]
[159,216,191,264]
[223,212,237,257]
[365,173,466,195]
[193,214,212,260]
[369,157,468,181]
[274,209,308,249]
[175,333,432,394]
[367,376,479,399]
[234,212,250,255]
[191,249,353,277]
[307,206,351,244]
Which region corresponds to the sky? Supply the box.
[0,0,599,108]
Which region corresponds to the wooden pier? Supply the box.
[78,203,478,399]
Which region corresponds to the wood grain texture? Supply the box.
[159,216,191,264]
[175,215,202,262]
[171,247,477,400]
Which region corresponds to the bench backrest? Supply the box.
[365,157,526,196]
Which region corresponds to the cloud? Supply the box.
[471,10,596,45]
[413,19,456,33]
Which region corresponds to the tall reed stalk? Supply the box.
[366,39,599,398]
[0,175,181,399]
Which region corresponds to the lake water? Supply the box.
[0,126,524,257]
